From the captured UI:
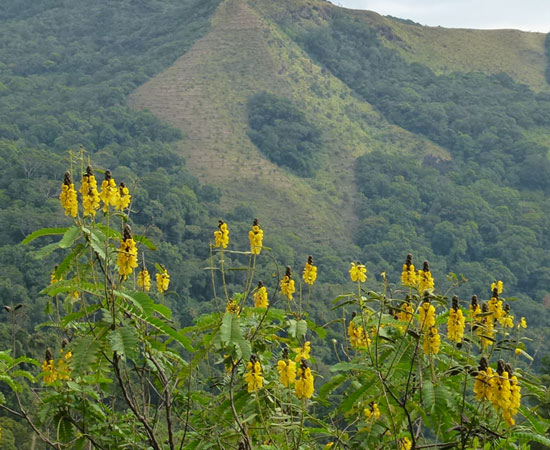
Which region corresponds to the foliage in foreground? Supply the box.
[0,153,549,449]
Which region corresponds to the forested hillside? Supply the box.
[2,0,550,447]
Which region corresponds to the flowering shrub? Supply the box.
[0,153,549,449]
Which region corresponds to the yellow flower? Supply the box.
[50,266,61,284]
[418,300,435,330]
[348,319,371,349]
[116,225,138,279]
[401,254,416,287]
[488,295,505,320]
[80,166,100,217]
[469,295,481,319]
[396,300,414,325]
[364,402,381,421]
[277,356,296,387]
[294,341,311,362]
[399,437,412,450]
[42,358,57,383]
[248,219,263,254]
[473,357,493,401]
[295,360,314,399]
[245,358,263,393]
[514,347,522,356]
[416,261,434,293]
[137,267,151,292]
[99,170,118,212]
[520,317,527,329]
[226,300,240,315]
[423,326,440,355]
[281,266,296,300]
[302,255,317,285]
[491,280,504,295]
[214,220,229,249]
[253,281,268,308]
[447,296,465,344]
[349,262,367,283]
[115,182,131,211]
[156,266,170,293]
[59,171,78,218]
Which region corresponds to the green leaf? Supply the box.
[117,291,172,319]
[108,326,139,361]
[55,243,85,279]
[319,373,346,400]
[56,414,74,442]
[90,230,106,260]
[295,319,307,340]
[220,312,242,345]
[306,319,327,338]
[339,381,372,412]
[61,304,102,326]
[58,226,80,249]
[70,335,102,376]
[22,227,69,244]
[134,234,157,251]
[33,242,60,259]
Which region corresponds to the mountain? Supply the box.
[129,0,550,313]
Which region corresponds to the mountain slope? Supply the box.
[129,0,447,255]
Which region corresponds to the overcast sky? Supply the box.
[329,1,550,32]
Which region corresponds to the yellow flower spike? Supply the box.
[416,260,434,293]
[302,255,317,285]
[294,341,311,362]
[399,437,412,450]
[280,266,296,300]
[349,261,367,283]
[276,349,296,387]
[226,300,240,315]
[396,299,414,326]
[447,296,465,344]
[248,218,263,254]
[80,165,100,217]
[253,281,268,308]
[401,254,416,287]
[364,402,381,421]
[99,170,118,212]
[213,220,230,249]
[244,356,263,393]
[295,359,314,399]
[116,225,138,279]
[491,280,504,295]
[418,299,435,331]
[156,266,170,293]
[423,326,441,355]
[115,182,131,211]
[59,171,78,218]
[348,316,371,349]
[469,295,481,318]
[137,266,151,292]
[50,265,61,285]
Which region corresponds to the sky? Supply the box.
[329,0,550,32]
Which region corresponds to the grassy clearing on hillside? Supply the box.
[130,0,449,260]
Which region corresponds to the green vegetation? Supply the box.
[545,33,550,85]
[2,0,550,445]
[247,92,323,177]
[272,9,550,334]
[2,174,548,449]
